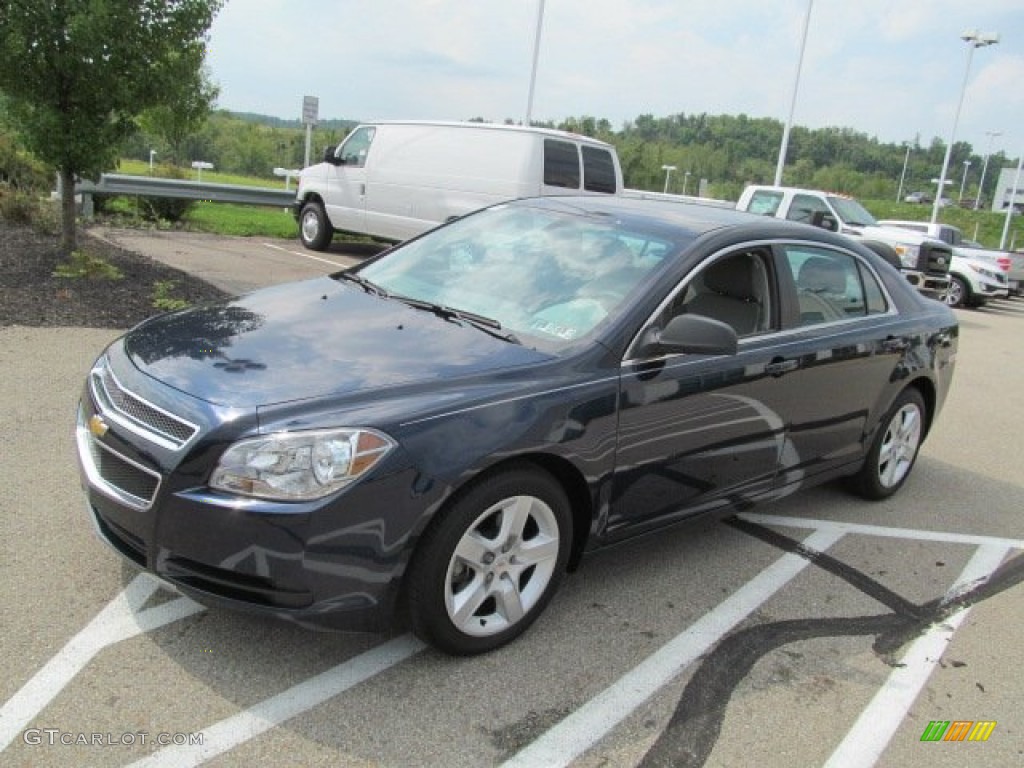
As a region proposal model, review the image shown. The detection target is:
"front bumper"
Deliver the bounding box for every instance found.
[902,270,949,299]
[75,359,420,632]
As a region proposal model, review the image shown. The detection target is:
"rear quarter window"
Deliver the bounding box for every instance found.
[544,140,581,189]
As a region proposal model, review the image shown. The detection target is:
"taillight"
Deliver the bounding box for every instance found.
[998,257,1011,271]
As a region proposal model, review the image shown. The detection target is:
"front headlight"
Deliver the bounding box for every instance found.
[210,428,395,501]
[892,243,920,268]
[969,264,998,280]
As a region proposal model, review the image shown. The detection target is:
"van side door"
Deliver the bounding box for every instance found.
[324,126,375,234]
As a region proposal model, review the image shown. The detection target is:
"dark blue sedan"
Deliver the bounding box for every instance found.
[76,196,958,654]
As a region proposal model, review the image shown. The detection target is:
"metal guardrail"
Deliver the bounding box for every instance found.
[75,174,296,215]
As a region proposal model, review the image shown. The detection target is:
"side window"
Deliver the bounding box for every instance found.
[858,261,888,315]
[784,246,885,325]
[543,140,581,189]
[581,146,617,193]
[657,248,775,339]
[337,126,376,167]
[787,194,832,227]
[747,190,783,216]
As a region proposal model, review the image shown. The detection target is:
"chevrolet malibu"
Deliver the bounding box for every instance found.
[77,196,958,655]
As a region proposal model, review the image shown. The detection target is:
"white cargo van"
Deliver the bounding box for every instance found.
[292,121,623,250]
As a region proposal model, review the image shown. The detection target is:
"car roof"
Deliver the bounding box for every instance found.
[510,194,837,243]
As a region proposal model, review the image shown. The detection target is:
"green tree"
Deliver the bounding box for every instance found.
[138,47,220,167]
[0,0,223,254]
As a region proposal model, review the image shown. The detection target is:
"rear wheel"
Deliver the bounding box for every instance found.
[405,466,571,655]
[849,388,926,500]
[299,200,332,251]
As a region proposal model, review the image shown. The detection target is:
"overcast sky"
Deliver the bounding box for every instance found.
[206,0,1024,157]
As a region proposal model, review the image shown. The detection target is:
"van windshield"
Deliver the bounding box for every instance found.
[354,204,675,349]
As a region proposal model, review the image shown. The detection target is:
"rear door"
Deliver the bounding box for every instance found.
[769,241,904,489]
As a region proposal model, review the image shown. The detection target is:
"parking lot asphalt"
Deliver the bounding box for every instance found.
[1,231,1022,768]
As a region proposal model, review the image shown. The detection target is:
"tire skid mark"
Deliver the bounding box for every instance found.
[636,518,1024,768]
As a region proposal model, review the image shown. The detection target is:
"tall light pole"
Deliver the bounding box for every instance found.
[930,29,999,224]
[774,0,814,186]
[524,0,546,126]
[896,142,911,201]
[1000,155,1022,250]
[661,165,676,193]
[975,130,1002,209]
[959,160,972,202]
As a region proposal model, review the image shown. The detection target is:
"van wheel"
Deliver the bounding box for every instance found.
[299,201,332,251]
[405,466,571,655]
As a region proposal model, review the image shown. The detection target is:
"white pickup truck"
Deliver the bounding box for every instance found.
[877,220,1021,306]
[736,186,952,298]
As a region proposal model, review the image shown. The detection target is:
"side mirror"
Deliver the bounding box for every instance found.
[641,314,738,357]
[810,211,838,232]
[323,145,340,164]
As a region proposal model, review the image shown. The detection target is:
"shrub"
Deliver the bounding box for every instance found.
[53,250,125,281]
[137,164,195,223]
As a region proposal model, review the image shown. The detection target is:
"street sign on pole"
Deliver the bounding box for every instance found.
[302,95,319,126]
[302,95,319,168]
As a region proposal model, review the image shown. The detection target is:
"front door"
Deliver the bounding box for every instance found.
[324,125,375,234]
[608,245,788,536]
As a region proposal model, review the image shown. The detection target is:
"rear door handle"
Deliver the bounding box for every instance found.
[765,358,799,376]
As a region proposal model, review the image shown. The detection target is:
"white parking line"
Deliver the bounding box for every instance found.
[0,574,204,751]
[739,513,1024,550]
[261,242,348,268]
[501,528,845,768]
[823,542,1010,768]
[127,634,426,768]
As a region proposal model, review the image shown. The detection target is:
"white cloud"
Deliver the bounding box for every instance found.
[205,0,1024,153]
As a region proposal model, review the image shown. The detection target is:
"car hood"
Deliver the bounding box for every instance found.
[123,277,551,407]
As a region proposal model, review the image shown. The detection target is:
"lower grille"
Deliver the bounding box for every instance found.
[77,409,162,510]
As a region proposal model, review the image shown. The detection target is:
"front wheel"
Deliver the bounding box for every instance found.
[405,466,572,655]
[298,200,332,251]
[849,388,926,500]
[942,276,968,308]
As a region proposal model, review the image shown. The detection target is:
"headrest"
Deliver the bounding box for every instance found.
[798,257,846,294]
[703,257,754,298]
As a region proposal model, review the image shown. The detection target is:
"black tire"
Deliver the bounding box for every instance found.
[298,200,332,251]
[849,388,926,500]
[943,275,969,308]
[405,465,572,655]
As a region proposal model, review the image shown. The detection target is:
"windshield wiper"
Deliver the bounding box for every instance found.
[336,271,388,296]
[391,295,520,345]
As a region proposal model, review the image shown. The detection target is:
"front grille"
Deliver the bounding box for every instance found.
[920,243,952,276]
[91,359,198,450]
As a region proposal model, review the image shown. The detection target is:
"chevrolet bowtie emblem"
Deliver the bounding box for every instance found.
[89,414,109,438]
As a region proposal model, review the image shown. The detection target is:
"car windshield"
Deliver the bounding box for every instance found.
[354,203,676,348]
[827,196,878,227]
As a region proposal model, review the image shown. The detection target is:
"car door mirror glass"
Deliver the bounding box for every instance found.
[654,314,738,356]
